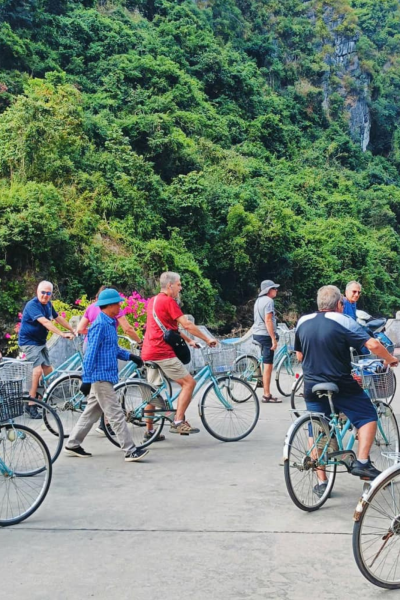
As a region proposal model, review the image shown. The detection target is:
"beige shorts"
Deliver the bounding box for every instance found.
[147,357,189,384]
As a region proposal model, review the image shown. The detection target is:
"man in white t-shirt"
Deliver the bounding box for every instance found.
[253,279,280,403]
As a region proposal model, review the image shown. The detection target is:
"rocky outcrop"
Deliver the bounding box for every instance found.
[321,7,371,151]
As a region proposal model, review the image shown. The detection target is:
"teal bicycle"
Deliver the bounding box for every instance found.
[283,380,399,511]
[100,346,260,449]
[233,328,302,397]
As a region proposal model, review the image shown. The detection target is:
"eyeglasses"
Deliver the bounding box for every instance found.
[351,291,361,295]
[40,291,52,296]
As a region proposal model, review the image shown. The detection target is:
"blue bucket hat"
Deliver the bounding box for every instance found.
[96,288,123,307]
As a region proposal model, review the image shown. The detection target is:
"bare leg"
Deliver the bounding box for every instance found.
[29,366,43,401]
[263,363,273,396]
[357,421,377,460]
[174,375,196,422]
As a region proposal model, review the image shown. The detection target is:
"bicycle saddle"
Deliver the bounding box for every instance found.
[312,382,339,394]
[366,318,386,332]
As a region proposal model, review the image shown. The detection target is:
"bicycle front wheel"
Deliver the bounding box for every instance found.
[276,351,302,397]
[101,380,166,449]
[290,373,306,417]
[43,373,85,437]
[232,354,260,392]
[0,424,52,526]
[13,398,64,464]
[370,401,400,472]
[353,468,400,589]
[199,376,260,442]
[284,414,336,511]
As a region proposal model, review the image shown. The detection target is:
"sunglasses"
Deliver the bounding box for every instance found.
[351,291,361,295]
[40,291,52,296]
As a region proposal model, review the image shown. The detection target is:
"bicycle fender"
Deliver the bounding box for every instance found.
[43,370,82,398]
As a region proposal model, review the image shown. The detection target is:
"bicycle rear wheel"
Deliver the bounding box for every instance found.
[284,414,336,511]
[0,424,52,526]
[13,398,64,464]
[101,380,167,449]
[353,468,400,589]
[199,376,260,442]
[43,373,85,437]
[232,355,260,392]
[276,351,302,397]
[290,373,306,417]
[370,401,400,472]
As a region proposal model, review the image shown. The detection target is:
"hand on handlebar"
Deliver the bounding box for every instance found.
[207,339,217,348]
[385,357,399,368]
[63,332,75,340]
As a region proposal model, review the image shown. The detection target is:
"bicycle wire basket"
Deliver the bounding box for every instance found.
[0,379,24,422]
[352,358,396,401]
[0,360,33,394]
[277,328,296,351]
[201,346,237,374]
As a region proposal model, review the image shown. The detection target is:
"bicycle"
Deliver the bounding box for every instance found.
[353,453,400,589]
[283,380,399,511]
[100,345,260,449]
[0,379,52,527]
[0,359,64,463]
[290,355,397,415]
[233,327,302,397]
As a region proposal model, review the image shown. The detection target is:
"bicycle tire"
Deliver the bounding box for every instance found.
[284,414,336,511]
[276,351,302,397]
[290,373,306,417]
[232,354,259,392]
[101,380,167,449]
[387,371,397,406]
[13,398,64,464]
[199,376,260,442]
[370,401,400,472]
[0,424,52,526]
[43,372,85,437]
[353,468,400,589]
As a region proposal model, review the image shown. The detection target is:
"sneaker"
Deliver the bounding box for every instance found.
[24,404,42,420]
[313,481,328,498]
[170,421,200,435]
[96,422,115,437]
[350,459,381,480]
[144,430,166,442]
[64,445,92,458]
[125,447,150,462]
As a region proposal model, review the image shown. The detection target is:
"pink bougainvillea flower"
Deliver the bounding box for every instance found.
[75,299,82,305]
[134,322,139,327]
[18,312,23,320]
[5,333,11,339]
[61,312,66,318]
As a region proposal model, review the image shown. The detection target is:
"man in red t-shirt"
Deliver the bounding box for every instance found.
[142,271,216,435]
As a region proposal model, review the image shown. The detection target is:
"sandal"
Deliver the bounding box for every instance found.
[262,394,282,403]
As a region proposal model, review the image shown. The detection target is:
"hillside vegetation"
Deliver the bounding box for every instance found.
[2,0,400,326]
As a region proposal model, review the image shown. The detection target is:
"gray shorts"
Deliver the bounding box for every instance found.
[19,345,51,368]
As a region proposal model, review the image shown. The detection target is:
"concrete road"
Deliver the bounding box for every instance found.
[1,378,398,599]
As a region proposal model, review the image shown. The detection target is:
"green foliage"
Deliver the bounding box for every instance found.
[1,0,400,327]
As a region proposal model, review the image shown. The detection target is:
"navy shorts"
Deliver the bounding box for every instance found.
[253,335,276,365]
[305,381,377,429]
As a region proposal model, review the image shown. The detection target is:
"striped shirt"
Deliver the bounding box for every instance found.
[82,311,130,384]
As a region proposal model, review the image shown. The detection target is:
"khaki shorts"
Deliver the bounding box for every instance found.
[147,357,189,385]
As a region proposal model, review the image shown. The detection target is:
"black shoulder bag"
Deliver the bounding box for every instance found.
[153,295,191,365]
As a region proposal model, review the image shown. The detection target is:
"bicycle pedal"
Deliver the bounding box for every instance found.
[327,450,356,469]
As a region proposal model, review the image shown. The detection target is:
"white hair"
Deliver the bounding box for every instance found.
[317,285,341,311]
[160,272,180,289]
[37,280,53,291]
[346,280,362,292]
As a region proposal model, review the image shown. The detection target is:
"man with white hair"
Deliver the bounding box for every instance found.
[142,272,216,436]
[295,285,398,488]
[343,280,362,320]
[18,281,75,418]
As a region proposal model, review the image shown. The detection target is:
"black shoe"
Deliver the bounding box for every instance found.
[313,481,328,498]
[144,430,166,442]
[24,404,42,420]
[350,459,381,480]
[64,446,92,458]
[125,447,150,462]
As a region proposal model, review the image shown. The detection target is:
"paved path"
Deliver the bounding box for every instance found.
[1,379,398,599]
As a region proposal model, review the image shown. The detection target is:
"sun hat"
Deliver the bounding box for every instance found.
[258,280,280,297]
[95,288,123,307]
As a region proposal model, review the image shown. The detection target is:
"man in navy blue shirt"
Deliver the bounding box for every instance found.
[18,280,75,418]
[295,285,398,486]
[65,288,149,462]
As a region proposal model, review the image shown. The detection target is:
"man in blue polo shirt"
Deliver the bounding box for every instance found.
[18,280,75,418]
[295,285,398,488]
[342,280,362,320]
[65,288,149,462]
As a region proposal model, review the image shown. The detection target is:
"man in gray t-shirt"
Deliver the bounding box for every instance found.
[253,279,280,403]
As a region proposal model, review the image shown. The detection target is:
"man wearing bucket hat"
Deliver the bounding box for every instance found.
[253,279,281,403]
[65,288,149,462]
